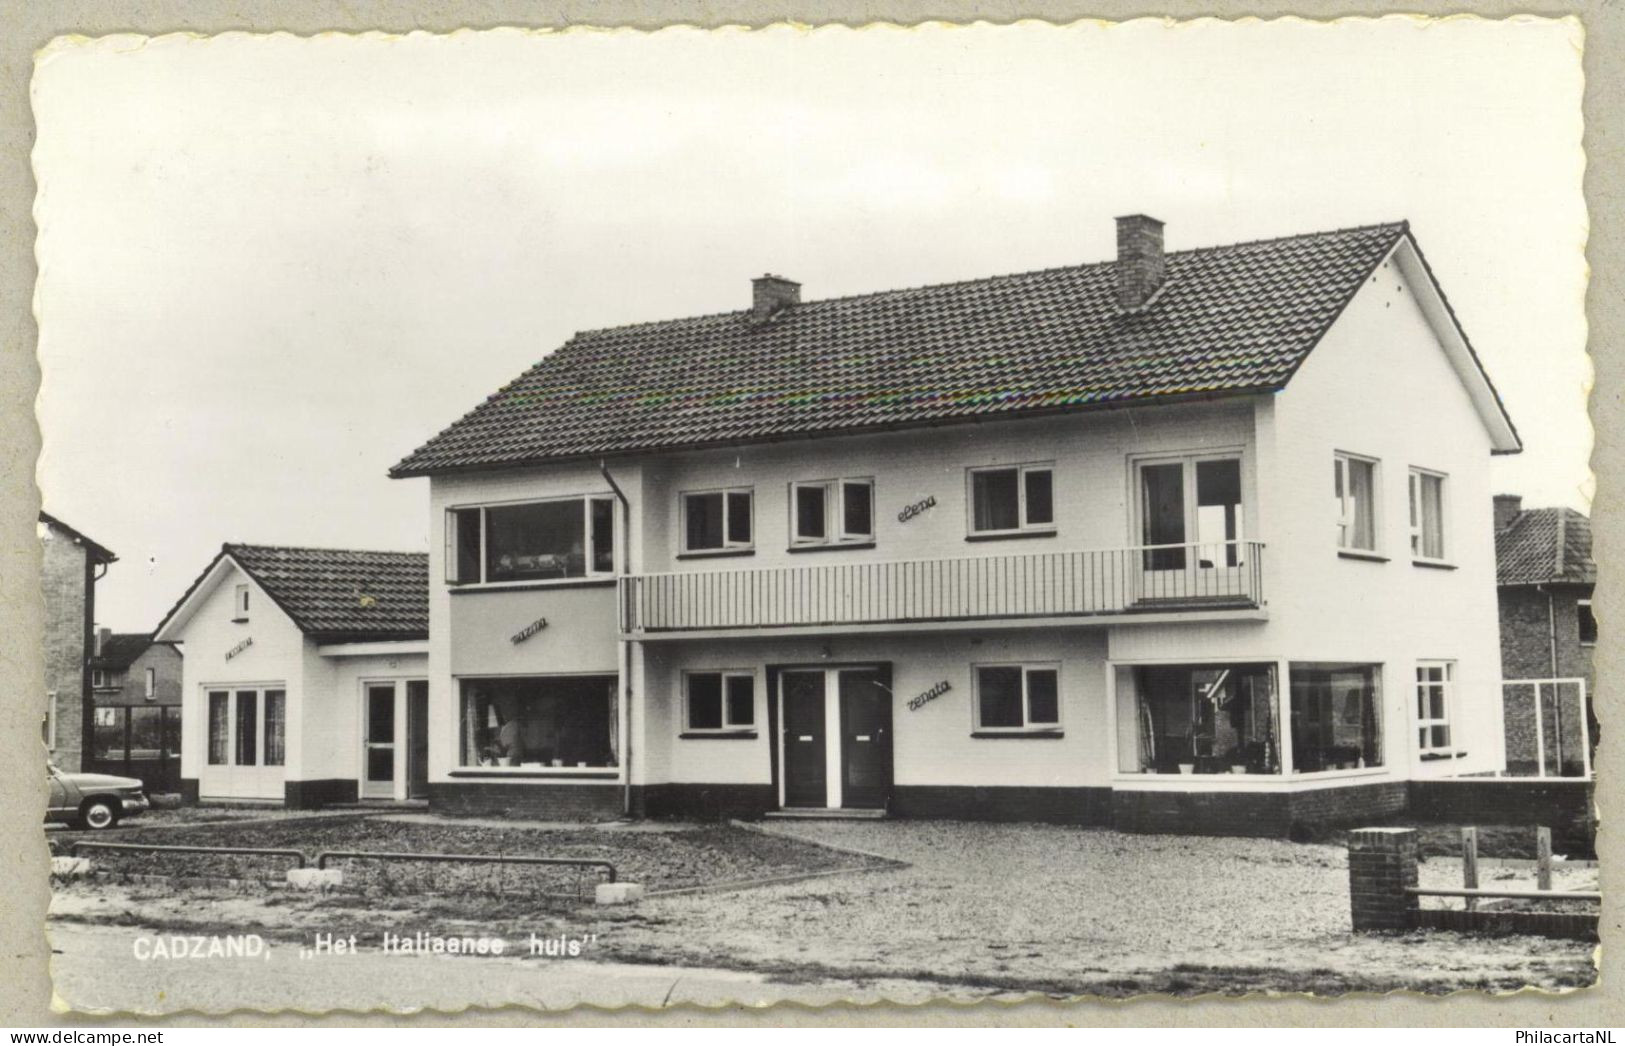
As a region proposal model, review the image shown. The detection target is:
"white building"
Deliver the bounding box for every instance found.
[154,544,429,806]
[387,215,1520,835]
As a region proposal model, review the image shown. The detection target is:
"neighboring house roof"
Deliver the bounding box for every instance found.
[153,544,429,644]
[1497,507,1595,587]
[391,220,1519,477]
[38,511,117,564]
[89,632,174,671]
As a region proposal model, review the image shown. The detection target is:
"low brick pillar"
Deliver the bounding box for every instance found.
[1348,827,1419,932]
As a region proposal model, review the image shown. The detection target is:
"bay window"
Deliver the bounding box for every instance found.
[973,664,1061,733]
[1289,663,1382,772]
[445,495,616,584]
[968,464,1054,536]
[682,488,753,553]
[1116,663,1279,774]
[459,675,618,769]
[791,478,874,546]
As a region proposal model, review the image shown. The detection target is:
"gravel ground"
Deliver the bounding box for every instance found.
[55,816,873,895]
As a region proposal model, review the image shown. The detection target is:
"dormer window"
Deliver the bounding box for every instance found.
[233,584,250,622]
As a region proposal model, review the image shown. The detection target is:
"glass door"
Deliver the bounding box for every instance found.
[363,682,397,799]
[1136,456,1244,603]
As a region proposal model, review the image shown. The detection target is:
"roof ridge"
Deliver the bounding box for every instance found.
[563,220,1412,339]
[224,542,427,559]
[1554,508,1568,578]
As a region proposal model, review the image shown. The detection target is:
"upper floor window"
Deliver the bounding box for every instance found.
[968,464,1054,537]
[682,488,753,554]
[1136,454,1244,569]
[446,495,615,585]
[973,663,1061,734]
[1579,599,1598,647]
[683,670,756,733]
[1415,661,1454,755]
[1334,453,1378,553]
[1408,468,1447,561]
[144,667,156,701]
[791,479,874,547]
[233,583,250,622]
[90,669,107,689]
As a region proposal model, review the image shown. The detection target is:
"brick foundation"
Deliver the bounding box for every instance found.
[631,784,777,820]
[428,781,624,821]
[1111,781,1408,838]
[892,786,1113,825]
[179,777,200,805]
[284,778,359,809]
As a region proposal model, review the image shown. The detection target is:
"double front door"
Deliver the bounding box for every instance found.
[780,667,892,810]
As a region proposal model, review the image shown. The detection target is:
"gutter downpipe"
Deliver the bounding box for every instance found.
[600,462,636,818]
[1538,582,1563,776]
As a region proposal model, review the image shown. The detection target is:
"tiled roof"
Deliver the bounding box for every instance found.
[225,544,428,643]
[90,632,162,670]
[392,222,1416,477]
[39,511,116,563]
[1497,507,1595,587]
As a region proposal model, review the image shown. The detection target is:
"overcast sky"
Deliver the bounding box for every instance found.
[32,18,1587,631]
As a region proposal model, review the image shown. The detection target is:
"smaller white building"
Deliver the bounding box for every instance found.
[154,544,428,806]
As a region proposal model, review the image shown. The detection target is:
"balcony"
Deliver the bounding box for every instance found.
[621,541,1265,637]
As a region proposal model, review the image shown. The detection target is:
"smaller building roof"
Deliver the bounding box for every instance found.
[1496,506,1595,587]
[39,511,117,564]
[155,544,429,644]
[89,632,175,670]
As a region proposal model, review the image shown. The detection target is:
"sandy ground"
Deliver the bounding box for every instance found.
[46,819,1598,1010]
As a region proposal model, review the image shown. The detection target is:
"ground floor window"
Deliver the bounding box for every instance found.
[460,675,618,768]
[1289,663,1382,772]
[684,670,756,733]
[973,664,1061,733]
[1118,663,1278,774]
[205,687,285,768]
[87,704,183,791]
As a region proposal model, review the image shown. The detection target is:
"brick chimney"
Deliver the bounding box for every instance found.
[1115,214,1166,311]
[751,274,800,324]
[1494,493,1524,532]
[94,627,111,656]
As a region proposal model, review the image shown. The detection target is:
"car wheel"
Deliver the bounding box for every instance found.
[79,799,118,830]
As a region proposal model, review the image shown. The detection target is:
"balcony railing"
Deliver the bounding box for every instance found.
[621,540,1265,634]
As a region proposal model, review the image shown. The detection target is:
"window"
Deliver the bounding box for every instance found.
[90,669,106,689]
[1409,469,1446,560]
[1415,662,1454,755]
[444,495,616,584]
[968,464,1054,536]
[207,691,229,765]
[684,671,756,732]
[460,675,619,768]
[234,583,250,621]
[681,489,753,553]
[1289,663,1383,772]
[144,667,156,701]
[263,690,286,766]
[1136,455,1245,570]
[973,664,1061,733]
[791,479,874,546]
[42,691,56,749]
[1116,663,1280,774]
[92,706,125,762]
[235,690,258,766]
[1334,454,1378,552]
[1579,599,1598,647]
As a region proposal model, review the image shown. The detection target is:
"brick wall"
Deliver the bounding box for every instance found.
[1347,827,1420,931]
[1499,585,1594,775]
[429,782,624,821]
[631,783,777,820]
[40,526,90,771]
[1111,781,1408,838]
[95,643,184,708]
[891,786,1113,825]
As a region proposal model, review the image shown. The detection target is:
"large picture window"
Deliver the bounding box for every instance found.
[968,464,1054,536]
[1117,663,1279,774]
[263,689,287,766]
[459,675,619,769]
[973,664,1061,733]
[206,686,283,768]
[1334,454,1378,553]
[682,489,753,553]
[445,495,615,585]
[1289,663,1383,772]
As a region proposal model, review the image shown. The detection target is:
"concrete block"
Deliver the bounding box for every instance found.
[595,882,645,905]
[286,868,343,890]
[51,856,90,878]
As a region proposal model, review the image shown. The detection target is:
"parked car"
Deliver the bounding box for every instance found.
[46,760,149,829]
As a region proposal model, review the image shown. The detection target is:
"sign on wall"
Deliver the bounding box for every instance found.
[225,637,253,661]
[510,617,549,645]
[897,495,937,524]
[907,679,952,712]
